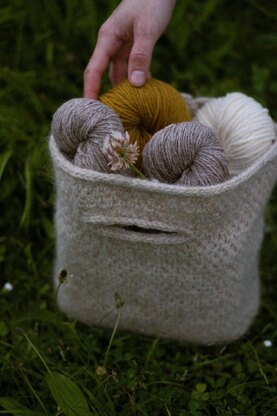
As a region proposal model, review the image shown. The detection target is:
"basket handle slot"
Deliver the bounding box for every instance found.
[114,224,177,235]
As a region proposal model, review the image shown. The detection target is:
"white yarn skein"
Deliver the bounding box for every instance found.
[195,92,276,175]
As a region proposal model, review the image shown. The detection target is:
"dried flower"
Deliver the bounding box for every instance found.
[103,131,139,170]
[55,269,68,309]
[58,269,68,284]
[16,327,27,337]
[95,365,107,376]
[111,370,118,382]
[114,292,124,309]
[102,131,145,178]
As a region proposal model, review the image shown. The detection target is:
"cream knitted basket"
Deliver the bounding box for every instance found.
[49,95,277,345]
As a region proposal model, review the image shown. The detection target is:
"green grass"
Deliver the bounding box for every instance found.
[0,0,276,414]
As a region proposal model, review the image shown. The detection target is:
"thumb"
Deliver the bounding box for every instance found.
[128,35,155,86]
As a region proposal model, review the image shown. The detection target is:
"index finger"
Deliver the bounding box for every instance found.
[84,44,110,99]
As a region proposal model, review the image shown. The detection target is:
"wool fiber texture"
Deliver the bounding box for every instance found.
[195,92,276,175]
[51,98,131,174]
[49,94,277,345]
[143,122,229,185]
[100,78,191,168]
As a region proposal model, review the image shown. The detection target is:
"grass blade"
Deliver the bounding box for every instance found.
[45,372,93,416]
[0,148,12,180]
[0,397,40,415]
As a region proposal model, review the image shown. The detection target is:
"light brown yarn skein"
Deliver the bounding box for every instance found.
[51,98,125,173]
[143,122,229,186]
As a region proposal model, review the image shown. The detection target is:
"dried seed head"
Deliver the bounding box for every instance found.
[114,292,124,309]
[16,327,27,337]
[58,269,68,284]
[95,365,107,376]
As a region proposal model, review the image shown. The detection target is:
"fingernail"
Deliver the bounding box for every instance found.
[130,71,145,86]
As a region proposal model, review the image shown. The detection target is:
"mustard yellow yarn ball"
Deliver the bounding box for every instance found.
[100,78,191,168]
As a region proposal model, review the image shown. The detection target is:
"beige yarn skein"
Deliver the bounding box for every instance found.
[143,122,229,186]
[51,98,126,173]
[195,92,276,175]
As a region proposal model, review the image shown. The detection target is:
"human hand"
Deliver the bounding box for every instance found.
[84,0,176,98]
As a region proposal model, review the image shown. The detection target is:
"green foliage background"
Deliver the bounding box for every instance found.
[0,0,276,415]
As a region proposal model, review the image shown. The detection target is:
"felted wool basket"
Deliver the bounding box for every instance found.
[49,94,277,345]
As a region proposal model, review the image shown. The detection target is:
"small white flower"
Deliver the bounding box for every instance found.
[102,131,139,171]
[263,340,272,347]
[3,282,13,291]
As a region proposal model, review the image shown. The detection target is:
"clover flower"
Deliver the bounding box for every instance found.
[102,131,145,178]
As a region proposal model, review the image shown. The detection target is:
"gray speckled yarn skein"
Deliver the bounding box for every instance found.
[143,122,229,186]
[51,98,124,173]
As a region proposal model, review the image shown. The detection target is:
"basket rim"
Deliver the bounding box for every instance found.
[49,130,277,197]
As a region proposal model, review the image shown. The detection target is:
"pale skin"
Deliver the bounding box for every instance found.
[84,0,176,99]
